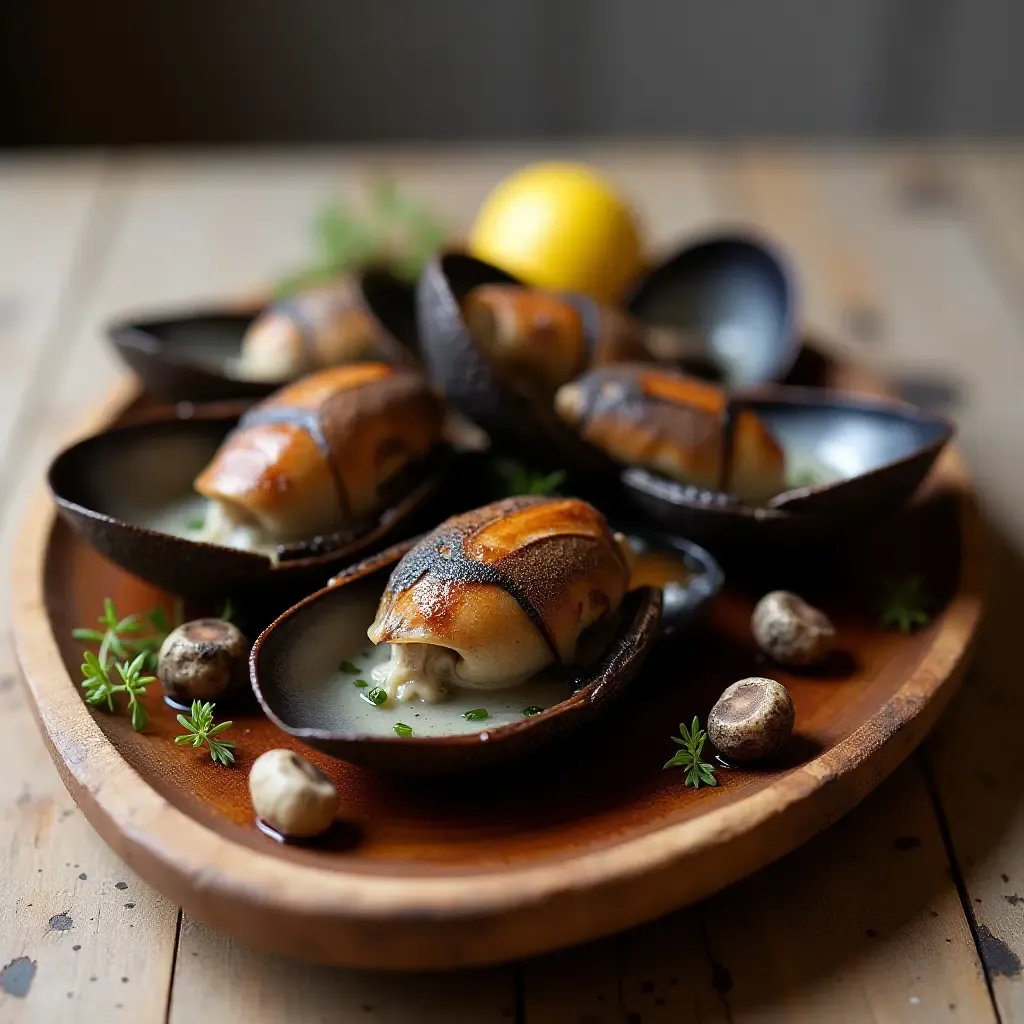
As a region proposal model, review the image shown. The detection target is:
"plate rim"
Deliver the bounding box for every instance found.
[11,376,986,969]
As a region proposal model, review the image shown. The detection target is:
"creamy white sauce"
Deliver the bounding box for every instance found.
[135,494,280,558]
[328,642,571,738]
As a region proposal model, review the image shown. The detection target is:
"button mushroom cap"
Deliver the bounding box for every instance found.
[248,749,339,838]
[751,590,836,667]
[157,618,249,704]
[707,677,795,764]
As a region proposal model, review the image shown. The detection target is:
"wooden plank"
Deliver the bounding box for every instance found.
[521,148,994,1024]
[846,151,1024,1020]
[953,149,1024,321]
[700,759,991,1022]
[0,157,182,1023]
[168,917,515,1023]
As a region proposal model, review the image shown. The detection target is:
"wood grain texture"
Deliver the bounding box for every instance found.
[169,917,516,1023]
[4,147,1022,1020]
[0,157,180,1024]
[881,151,1024,1022]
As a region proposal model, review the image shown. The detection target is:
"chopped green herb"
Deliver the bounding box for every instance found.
[394,723,413,738]
[79,651,155,732]
[338,660,361,674]
[352,679,369,689]
[463,708,489,722]
[363,687,388,707]
[277,179,447,296]
[498,462,567,498]
[521,706,544,716]
[187,518,205,531]
[878,576,932,634]
[664,716,718,788]
[174,700,235,766]
[217,598,235,623]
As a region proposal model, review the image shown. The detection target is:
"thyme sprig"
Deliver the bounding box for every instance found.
[664,717,718,788]
[175,701,236,766]
[878,576,932,634]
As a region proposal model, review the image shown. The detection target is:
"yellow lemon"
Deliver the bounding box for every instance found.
[468,162,644,302]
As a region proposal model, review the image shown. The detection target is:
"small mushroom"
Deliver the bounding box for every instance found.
[248,749,339,838]
[708,677,794,764]
[751,590,836,666]
[157,618,249,704]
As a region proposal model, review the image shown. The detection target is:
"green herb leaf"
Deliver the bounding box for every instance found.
[878,576,933,634]
[498,462,567,498]
[217,598,235,624]
[353,679,369,689]
[277,180,447,296]
[521,706,544,716]
[394,723,413,738]
[187,518,205,531]
[663,716,717,788]
[363,687,388,707]
[338,660,361,674]
[176,700,235,765]
[463,708,489,722]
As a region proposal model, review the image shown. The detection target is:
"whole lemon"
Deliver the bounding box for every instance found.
[468,162,644,303]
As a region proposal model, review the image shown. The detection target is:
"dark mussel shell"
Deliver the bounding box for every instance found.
[416,252,620,480]
[250,543,663,774]
[628,232,799,386]
[108,269,418,403]
[47,403,447,600]
[625,532,724,640]
[620,388,953,558]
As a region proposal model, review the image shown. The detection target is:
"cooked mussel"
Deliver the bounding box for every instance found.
[628,232,799,385]
[556,365,954,556]
[555,364,786,505]
[108,269,418,402]
[250,497,665,773]
[47,365,448,598]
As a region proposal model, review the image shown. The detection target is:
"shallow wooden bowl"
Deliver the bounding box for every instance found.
[12,368,983,970]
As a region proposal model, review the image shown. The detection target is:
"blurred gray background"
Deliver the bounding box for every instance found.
[2,0,1022,144]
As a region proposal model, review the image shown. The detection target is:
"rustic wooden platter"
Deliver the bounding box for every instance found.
[11,358,984,971]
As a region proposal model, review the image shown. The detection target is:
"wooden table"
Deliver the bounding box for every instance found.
[2,146,1023,1022]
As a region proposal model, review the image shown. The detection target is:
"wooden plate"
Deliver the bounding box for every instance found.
[12,359,984,970]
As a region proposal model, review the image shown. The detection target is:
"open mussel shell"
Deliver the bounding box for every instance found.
[628,232,799,386]
[108,268,418,403]
[250,543,663,774]
[621,388,953,558]
[625,532,724,640]
[46,403,447,600]
[416,252,619,479]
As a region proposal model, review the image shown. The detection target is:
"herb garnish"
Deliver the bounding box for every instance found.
[879,576,932,634]
[175,701,235,766]
[394,723,413,738]
[352,679,369,689]
[338,660,361,674]
[277,179,447,296]
[73,597,180,674]
[363,687,388,707]
[80,651,155,732]
[521,706,544,716]
[463,708,489,722]
[187,518,205,531]
[499,463,567,498]
[664,717,718,788]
